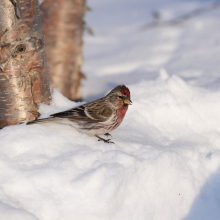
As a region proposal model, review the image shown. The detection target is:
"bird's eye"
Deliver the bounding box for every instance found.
[118,96,123,99]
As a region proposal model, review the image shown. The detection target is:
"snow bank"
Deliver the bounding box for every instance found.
[1,73,220,220]
[83,0,220,99]
[1,0,220,219]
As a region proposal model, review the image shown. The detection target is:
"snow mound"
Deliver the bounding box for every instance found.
[1,73,220,220]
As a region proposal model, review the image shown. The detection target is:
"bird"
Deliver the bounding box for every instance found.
[27,85,132,143]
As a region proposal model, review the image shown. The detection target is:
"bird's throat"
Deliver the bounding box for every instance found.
[117,106,128,121]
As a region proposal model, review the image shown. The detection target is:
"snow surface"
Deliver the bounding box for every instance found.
[1,0,220,219]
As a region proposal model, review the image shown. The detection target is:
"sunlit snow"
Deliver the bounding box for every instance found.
[1,0,220,219]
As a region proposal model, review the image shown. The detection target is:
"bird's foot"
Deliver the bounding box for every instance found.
[104,133,112,138]
[95,135,114,144]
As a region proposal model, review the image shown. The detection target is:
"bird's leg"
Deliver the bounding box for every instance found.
[104,133,112,138]
[95,135,114,144]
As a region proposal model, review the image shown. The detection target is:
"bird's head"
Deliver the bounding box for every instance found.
[107,85,132,109]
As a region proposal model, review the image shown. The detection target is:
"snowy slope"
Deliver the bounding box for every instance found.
[82,0,220,100]
[1,0,220,220]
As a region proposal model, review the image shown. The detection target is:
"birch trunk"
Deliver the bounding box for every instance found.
[0,0,50,129]
[40,0,86,100]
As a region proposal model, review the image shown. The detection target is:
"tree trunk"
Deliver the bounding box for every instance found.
[40,0,86,101]
[0,0,51,129]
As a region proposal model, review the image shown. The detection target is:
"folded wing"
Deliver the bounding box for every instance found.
[51,101,113,123]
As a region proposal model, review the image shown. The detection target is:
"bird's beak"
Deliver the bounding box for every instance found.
[123,99,132,105]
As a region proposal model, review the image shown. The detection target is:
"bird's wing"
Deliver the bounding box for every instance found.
[50,102,113,123]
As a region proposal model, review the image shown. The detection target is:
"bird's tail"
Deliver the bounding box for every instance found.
[27,117,58,125]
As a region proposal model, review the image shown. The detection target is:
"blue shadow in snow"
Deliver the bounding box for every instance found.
[183,166,220,220]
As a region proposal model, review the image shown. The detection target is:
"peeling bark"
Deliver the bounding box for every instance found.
[0,0,50,129]
[40,0,86,100]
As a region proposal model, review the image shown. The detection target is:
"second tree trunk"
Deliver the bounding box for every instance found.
[41,0,86,100]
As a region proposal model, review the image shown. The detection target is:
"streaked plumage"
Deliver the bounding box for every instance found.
[27,85,132,143]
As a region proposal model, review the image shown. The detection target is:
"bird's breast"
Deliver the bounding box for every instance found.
[116,106,128,121]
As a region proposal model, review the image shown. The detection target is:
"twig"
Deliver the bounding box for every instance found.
[140,2,220,31]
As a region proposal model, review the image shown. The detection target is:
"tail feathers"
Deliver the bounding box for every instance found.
[27,117,57,125]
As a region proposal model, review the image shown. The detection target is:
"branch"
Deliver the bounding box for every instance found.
[140,2,220,31]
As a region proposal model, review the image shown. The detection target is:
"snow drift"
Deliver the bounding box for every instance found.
[1,73,220,220]
[1,0,220,219]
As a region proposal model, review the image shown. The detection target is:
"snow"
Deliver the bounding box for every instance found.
[1,0,220,219]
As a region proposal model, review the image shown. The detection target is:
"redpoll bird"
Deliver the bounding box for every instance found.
[27,85,132,143]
